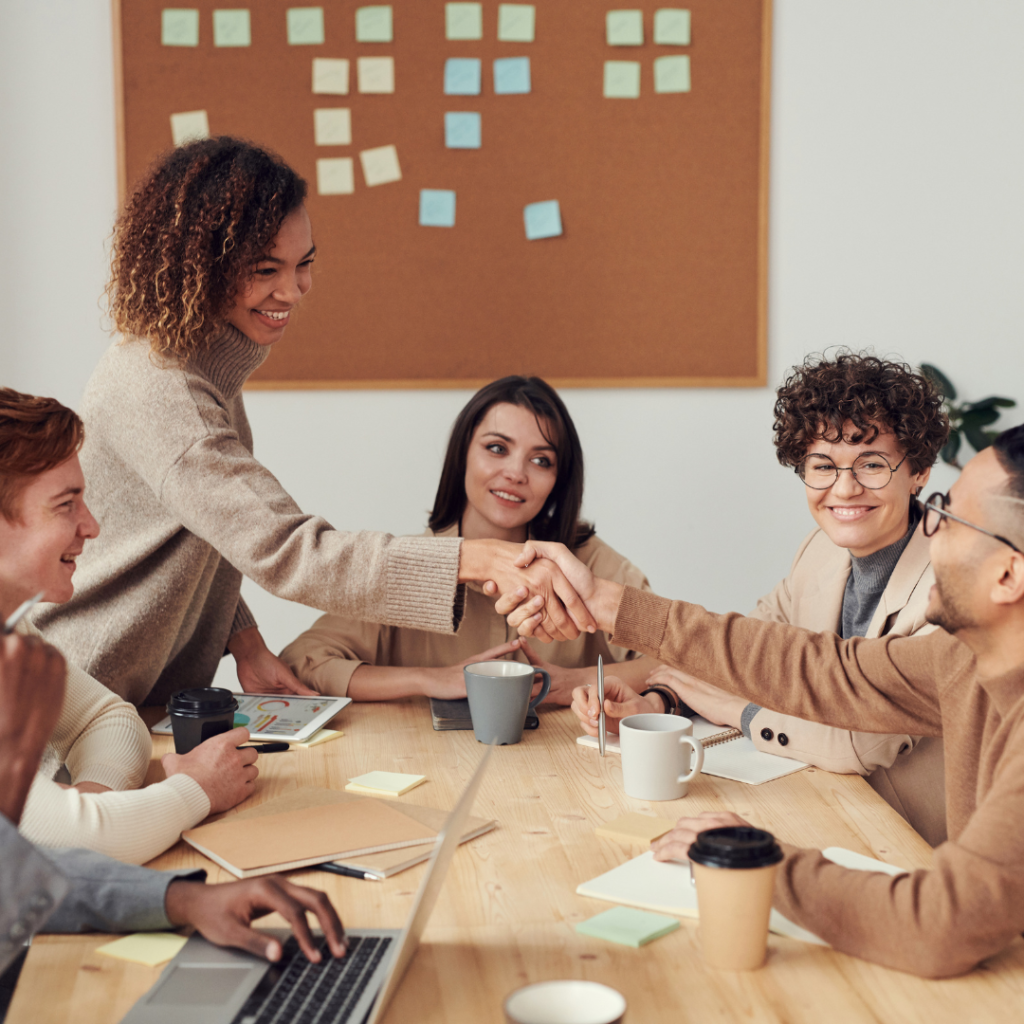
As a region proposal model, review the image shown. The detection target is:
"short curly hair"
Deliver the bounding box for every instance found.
[107,137,307,361]
[773,352,949,474]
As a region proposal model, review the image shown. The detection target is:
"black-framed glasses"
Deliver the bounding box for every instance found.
[797,452,907,491]
[922,492,1022,554]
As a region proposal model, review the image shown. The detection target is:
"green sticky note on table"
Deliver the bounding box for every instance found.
[213,9,251,47]
[288,7,325,45]
[654,55,690,93]
[162,8,199,46]
[575,907,680,948]
[654,8,690,45]
[603,60,640,99]
[356,6,392,42]
[96,933,188,967]
[606,9,643,46]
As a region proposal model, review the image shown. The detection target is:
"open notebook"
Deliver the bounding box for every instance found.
[577,715,808,785]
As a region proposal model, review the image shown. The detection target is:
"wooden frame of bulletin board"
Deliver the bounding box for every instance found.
[113,0,771,389]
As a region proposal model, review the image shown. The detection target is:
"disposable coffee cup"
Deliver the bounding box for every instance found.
[464,660,550,745]
[618,714,704,801]
[504,981,626,1024]
[688,826,784,970]
[167,687,239,754]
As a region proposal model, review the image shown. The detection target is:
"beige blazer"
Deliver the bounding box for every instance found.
[280,525,651,696]
[748,524,947,845]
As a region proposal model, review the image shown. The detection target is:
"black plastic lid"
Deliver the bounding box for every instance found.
[688,827,783,870]
[167,687,239,715]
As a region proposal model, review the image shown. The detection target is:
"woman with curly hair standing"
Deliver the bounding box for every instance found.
[575,352,951,846]
[33,137,590,709]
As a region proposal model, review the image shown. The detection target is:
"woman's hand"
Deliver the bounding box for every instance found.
[520,644,586,706]
[645,666,747,729]
[228,627,317,696]
[571,675,662,736]
[420,640,527,700]
[651,811,753,862]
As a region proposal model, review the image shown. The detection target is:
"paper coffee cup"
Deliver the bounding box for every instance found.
[688,826,784,970]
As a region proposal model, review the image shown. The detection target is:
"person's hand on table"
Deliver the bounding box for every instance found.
[651,811,753,862]
[0,631,67,824]
[162,726,259,813]
[420,640,528,699]
[645,665,747,730]
[165,875,347,963]
[228,626,317,696]
[571,675,661,735]
[520,644,586,705]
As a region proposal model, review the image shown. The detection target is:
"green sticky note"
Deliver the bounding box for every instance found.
[356,6,392,42]
[288,7,325,45]
[446,2,482,40]
[213,9,250,47]
[606,9,643,46]
[498,3,534,42]
[654,8,690,45]
[162,8,199,46]
[654,55,690,93]
[575,907,680,948]
[603,60,640,98]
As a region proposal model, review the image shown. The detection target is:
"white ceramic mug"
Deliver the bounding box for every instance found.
[504,981,626,1024]
[618,714,704,801]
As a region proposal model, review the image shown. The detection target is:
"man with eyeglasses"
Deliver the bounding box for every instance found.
[502,423,1024,977]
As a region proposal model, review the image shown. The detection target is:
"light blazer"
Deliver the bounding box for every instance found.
[747,524,947,846]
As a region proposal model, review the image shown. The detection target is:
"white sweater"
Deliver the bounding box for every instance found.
[17,620,210,864]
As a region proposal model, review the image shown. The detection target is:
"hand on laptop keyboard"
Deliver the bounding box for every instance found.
[165,875,348,963]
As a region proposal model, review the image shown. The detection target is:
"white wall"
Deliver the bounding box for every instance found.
[3,1,1022,684]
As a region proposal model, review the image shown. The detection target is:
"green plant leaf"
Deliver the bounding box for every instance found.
[940,431,962,465]
[965,396,1016,412]
[964,424,993,452]
[960,408,1002,429]
[921,363,956,400]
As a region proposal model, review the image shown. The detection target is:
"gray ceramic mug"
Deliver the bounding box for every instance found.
[464,660,551,745]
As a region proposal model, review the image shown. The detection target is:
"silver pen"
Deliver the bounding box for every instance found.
[598,655,606,757]
[3,592,44,635]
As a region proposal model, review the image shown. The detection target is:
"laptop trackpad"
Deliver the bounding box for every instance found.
[149,965,256,1006]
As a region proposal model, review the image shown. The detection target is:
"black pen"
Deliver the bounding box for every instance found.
[319,863,382,882]
[237,742,292,753]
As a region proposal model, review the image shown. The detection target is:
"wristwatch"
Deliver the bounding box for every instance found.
[640,684,681,715]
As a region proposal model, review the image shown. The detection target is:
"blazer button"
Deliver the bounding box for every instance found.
[760,728,773,741]
[778,733,789,747]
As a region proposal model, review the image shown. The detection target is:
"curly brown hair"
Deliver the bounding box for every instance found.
[107,137,307,360]
[773,352,949,474]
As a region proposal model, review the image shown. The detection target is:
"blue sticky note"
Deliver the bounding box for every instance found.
[444,57,482,95]
[523,200,562,240]
[575,906,680,948]
[445,112,481,149]
[493,57,530,95]
[420,190,456,227]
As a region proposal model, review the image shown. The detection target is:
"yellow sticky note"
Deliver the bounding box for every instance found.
[316,158,355,195]
[446,2,482,40]
[312,58,350,94]
[170,110,210,146]
[357,56,395,93]
[595,813,675,844]
[346,771,425,796]
[96,933,188,967]
[314,108,352,145]
[358,144,401,186]
[293,728,344,748]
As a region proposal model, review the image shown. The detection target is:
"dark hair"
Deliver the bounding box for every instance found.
[429,377,595,549]
[773,352,949,473]
[107,136,307,361]
[0,388,85,522]
[993,423,1024,501]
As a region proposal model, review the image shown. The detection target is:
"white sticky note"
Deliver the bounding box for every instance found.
[355,5,393,42]
[162,9,199,46]
[654,8,690,45]
[497,3,534,42]
[606,9,643,46]
[359,144,401,186]
[97,933,188,967]
[653,54,690,92]
[312,57,349,94]
[314,108,352,145]
[317,157,355,195]
[446,2,482,40]
[357,56,395,93]
[287,7,325,45]
[213,9,250,46]
[170,109,210,146]
[603,60,640,98]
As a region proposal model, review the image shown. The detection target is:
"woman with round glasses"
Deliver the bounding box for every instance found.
[576,352,951,845]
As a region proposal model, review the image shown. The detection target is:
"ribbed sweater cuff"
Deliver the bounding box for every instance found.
[384,535,464,634]
[230,597,258,637]
[164,773,214,826]
[611,587,672,658]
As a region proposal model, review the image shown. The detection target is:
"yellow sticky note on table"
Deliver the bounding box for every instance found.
[96,933,188,967]
[293,728,345,748]
[346,771,426,796]
[288,7,325,45]
[595,813,675,844]
[603,60,640,99]
[356,5,393,42]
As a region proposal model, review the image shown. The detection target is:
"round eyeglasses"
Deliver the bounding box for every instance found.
[922,492,1022,553]
[797,453,907,491]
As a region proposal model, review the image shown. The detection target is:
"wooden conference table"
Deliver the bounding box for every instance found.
[10,700,1024,1024]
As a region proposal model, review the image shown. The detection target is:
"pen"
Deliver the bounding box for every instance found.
[598,655,606,757]
[319,863,382,882]
[237,743,292,754]
[3,592,44,635]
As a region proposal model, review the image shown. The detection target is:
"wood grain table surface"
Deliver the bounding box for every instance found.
[9,699,1024,1023]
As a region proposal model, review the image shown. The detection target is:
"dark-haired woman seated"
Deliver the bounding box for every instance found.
[280,377,656,705]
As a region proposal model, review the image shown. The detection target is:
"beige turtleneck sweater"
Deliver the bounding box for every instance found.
[33,328,464,707]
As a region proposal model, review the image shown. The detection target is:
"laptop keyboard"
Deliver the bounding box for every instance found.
[233,934,392,1024]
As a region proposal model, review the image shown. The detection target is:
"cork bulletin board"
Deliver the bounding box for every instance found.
[113,0,771,388]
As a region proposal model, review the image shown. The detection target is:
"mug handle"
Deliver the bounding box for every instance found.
[527,669,551,711]
[677,735,704,783]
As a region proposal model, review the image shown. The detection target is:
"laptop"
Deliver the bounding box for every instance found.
[120,745,494,1024]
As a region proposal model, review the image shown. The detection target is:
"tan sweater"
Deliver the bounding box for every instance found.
[33,329,463,706]
[17,621,210,864]
[281,526,651,695]
[612,587,1024,978]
